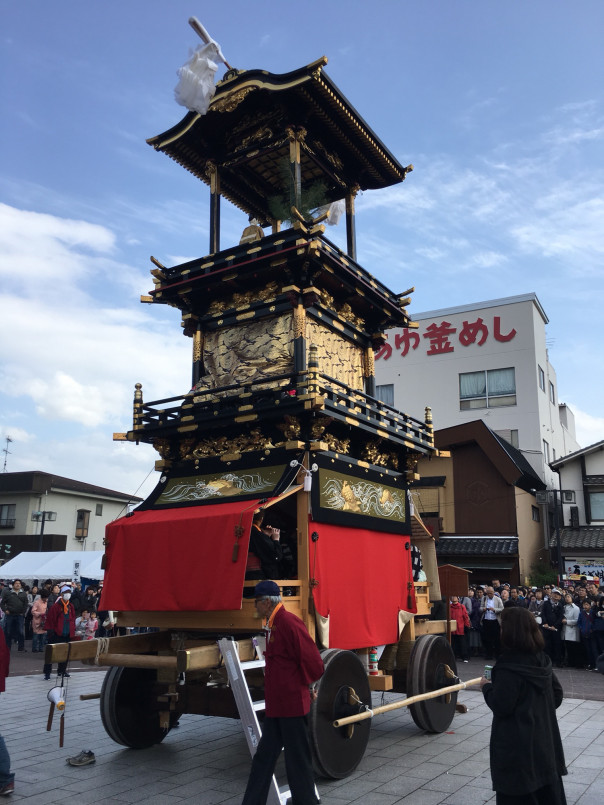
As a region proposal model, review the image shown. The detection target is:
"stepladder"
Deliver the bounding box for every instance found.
[218,636,291,805]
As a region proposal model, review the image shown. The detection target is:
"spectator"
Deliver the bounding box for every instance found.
[31,590,50,653]
[500,589,510,605]
[573,586,588,607]
[460,590,473,618]
[561,592,582,668]
[586,582,599,603]
[480,587,504,660]
[43,585,76,680]
[528,589,545,623]
[450,596,470,662]
[542,589,565,667]
[47,584,60,608]
[70,582,84,616]
[542,584,552,601]
[577,600,597,670]
[469,589,483,656]
[0,629,15,796]
[75,609,98,641]
[504,587,526,608]
[1,580,28,652]
[480,607,567,804]
[592,597,604,659]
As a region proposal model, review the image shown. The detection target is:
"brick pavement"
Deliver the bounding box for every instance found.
[1,649,603,804]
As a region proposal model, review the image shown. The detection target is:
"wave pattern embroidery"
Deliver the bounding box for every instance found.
[161,472,274,502]
[322,478,405,520]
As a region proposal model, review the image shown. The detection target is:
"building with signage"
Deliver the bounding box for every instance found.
[375,293,582,583]
[374,293,581,488]
[0,471,141,565]
[412,420,547,585]
[550,440,604,582]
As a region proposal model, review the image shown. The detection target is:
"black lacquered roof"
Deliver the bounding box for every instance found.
[147,58,410,223]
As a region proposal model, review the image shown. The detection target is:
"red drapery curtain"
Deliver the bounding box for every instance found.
[310,519,416,649]
[102,500,262,612]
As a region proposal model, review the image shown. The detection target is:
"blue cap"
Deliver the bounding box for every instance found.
[254,580,280,598]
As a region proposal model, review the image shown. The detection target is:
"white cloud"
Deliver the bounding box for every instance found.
[0,205,190,432]
[569,405,604,449]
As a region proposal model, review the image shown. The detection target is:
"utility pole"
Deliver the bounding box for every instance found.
[552,489,564,586]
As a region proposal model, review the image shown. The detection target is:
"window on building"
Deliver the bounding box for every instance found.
[75,509,91,539]
[543,439,550,463]
[589,491,604,521]
[538,365,545,391]
[0,504,16,529]
[552,448,556,461]
[375,383,394,407]
[531,506,540,522]
[95,503,103,516]
[549,381,555,404]
[459,367,516,410]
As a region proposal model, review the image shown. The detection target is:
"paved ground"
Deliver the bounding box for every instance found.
[2,647,603,804]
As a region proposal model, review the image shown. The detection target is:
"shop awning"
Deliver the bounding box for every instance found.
[102,499,264,612]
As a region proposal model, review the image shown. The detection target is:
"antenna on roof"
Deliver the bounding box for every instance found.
[2,436,12,473]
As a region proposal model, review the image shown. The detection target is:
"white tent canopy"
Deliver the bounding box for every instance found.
[0,551,104,581]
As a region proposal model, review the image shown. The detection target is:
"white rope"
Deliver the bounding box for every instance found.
[94,637,110,665]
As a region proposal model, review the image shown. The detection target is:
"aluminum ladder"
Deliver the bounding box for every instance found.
[218,636,291,805]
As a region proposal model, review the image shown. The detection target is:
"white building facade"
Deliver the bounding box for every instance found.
[374,293,580,489]
[550,440,604,579]
[0,472,141,563]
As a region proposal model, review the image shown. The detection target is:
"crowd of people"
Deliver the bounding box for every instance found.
[0,578,113,680]
[450,577,604,671]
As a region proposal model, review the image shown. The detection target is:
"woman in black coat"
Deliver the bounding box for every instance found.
[480,606,567,805]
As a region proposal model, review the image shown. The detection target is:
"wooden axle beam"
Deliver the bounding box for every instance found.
[333,677,482,727]
[45,632,259,673]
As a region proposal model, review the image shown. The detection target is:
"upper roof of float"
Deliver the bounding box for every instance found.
[147,57,411,224]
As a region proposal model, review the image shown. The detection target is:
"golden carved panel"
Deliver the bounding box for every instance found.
[194,312,294,394]
[306,319,364,391]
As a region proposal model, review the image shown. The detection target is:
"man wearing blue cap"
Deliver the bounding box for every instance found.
[242,580,324,805]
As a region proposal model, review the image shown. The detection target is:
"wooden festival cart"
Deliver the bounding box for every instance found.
[47,53,470,780]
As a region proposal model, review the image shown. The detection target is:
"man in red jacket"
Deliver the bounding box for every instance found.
[242,580,324,805]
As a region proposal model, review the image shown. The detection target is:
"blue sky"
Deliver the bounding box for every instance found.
[1,1,603,500]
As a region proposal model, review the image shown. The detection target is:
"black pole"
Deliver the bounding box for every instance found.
[38,512,46,552]
[553,490,564,586]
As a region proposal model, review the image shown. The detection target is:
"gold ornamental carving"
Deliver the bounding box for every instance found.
[293,305,306,339]
[187,428,276,460]
[323,433,350,454]
[193,330,203,362]
[151,438,171,459]
[313,140,344,172]
[310,416,333,440]
[362,440,400,470]
[207,281,280,316]
[241,125,274,150]
[363,347,375,378]
[276,415,301,442]
[317,289,365,330]
[212,86,257,114]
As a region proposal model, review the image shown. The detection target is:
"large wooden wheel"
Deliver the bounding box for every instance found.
[407,634,457,733]
[100,666,174,749]
[309,649,372,779]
